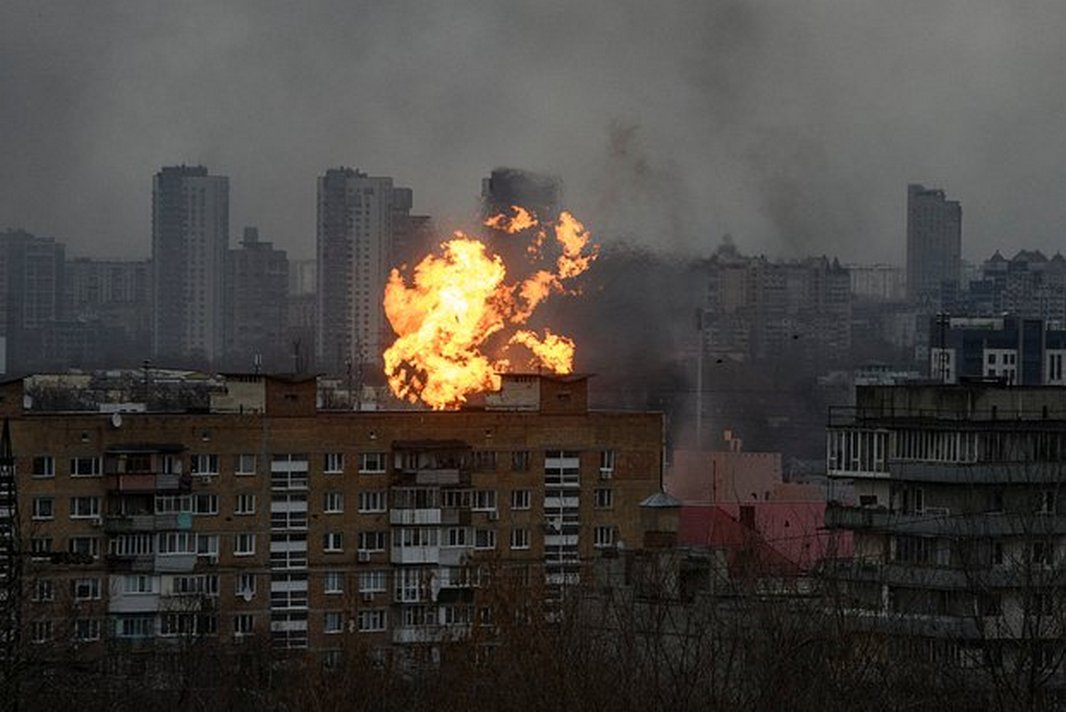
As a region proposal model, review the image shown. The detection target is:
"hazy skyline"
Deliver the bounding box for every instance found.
[3,1,1066,263]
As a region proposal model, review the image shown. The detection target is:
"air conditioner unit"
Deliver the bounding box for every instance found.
[90,518,103,528]
[487,510,499,522]
[362,592,374,603]
[599,469,613,480]
[357,550,371,563]
[198,475,212,485]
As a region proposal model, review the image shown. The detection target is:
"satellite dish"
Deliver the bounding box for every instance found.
[110,412,123,428]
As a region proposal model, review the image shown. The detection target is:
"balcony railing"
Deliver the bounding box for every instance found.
[826,503,1066,536]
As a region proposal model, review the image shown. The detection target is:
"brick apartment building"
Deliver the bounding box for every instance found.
[1,372,662,669]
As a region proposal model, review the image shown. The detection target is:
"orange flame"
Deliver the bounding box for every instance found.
[383,208,597,409]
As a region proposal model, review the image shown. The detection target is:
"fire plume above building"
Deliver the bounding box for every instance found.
[383,206,598,409]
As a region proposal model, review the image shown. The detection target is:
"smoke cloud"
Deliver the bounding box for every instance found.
[2,1,1066,263]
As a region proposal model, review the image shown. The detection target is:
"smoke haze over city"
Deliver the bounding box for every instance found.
[4,1,1066,261]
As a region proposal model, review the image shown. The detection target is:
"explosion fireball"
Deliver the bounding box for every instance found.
[383,206,597,410]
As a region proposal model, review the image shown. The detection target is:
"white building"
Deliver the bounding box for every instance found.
[316,168,413,372]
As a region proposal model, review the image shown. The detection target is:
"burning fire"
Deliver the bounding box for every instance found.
[383,206,597,409]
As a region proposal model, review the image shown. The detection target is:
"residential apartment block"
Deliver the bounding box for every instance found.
[825,383,1066,683]
[5,372,661,668]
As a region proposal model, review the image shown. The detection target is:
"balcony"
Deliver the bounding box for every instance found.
[826,503,1066,536]
[108,592,160,614]
[392,624,469,644]
[106,472,189,493]
[390,546,440,565]
[104,513,193,534]
[411,469,469,487]
[390,508,442,526]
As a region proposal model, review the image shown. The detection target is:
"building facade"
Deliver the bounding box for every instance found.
[927,315,1066,386]
[151,165,229,365]
[906,183,962,306]
[826,384,1066,687]
[224,227,289,371]
[7,373,661,669]
[315,168,416,374]
[701,243,852,364]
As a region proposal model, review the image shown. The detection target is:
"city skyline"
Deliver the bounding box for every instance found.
[5,3,1066,265]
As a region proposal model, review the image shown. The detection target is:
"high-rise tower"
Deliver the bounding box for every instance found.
[906,183,962,306]
[315,168,414,373]
[151,165,229,364]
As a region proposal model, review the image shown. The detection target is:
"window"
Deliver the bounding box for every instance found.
[117,616,155,639]
[1040,490,1057,515]
[235,454,257,476]
[324,453,344,474]
[323,532,343,553]
[473,450,497,471]
[324,491,344,513]
[196,534,220,558]
[32,580,54,602]
[511,489,531,510]
[155,495,192,514]
[594,488,614,509]
[31,621,52,644]
[324,571,344,594]
[323,649,342,670]
[193,494,219,515]
[69,457,102,477]
[445,527,470,547]
[191,454,219,475]
[73,618,101,642]
[359,452,387,474]
[234,614,255,637]
[324,611,343,634]
[31,456,54,478]
[359,570,387,593]
[158,531,194,555]
[122,575,156,594]
[510,528,530,550]
[511,450,531,472]
[68,536,99,560]
[358,491,386,513]
[235,494,256,515]
[73,578,101,601]
[237,573,256,599]
[1031,541,1054,567]
[32,497,54,520]
[594,526,616,548]
[474,529,496,550]
[472,490,497,512]
[358,531,387,552]
[172,574,219,596]
[234,533,256,556]
[599,450,615,477]
[30,537,52,560]
[357,609,387,632]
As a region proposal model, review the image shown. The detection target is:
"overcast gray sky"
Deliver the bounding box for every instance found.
[2,0,1065,263]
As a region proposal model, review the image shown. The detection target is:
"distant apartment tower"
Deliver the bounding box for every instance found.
[906,183,962,306]
[701,243,852,363]
[315,168,414,373]
[0,229,66,373]
[224,227,288,370]
[151,165,229,364]
[65,258,151,360]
